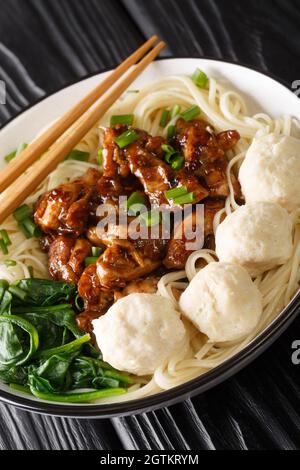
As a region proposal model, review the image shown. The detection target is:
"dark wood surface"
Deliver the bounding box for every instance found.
[0,0,300,450]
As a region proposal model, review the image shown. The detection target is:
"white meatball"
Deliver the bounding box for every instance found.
[179,263,262,342]
[215,202,293,277]
[239,133,300,211]
[93,293,186,376]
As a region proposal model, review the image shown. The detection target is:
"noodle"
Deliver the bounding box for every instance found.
[1,74,299,404]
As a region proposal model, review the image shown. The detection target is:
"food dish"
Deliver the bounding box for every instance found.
[0,58,300,417]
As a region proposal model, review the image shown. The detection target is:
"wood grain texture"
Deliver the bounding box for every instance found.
[0,0,300,451]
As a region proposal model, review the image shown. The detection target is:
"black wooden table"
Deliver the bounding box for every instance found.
[1,0,300,451]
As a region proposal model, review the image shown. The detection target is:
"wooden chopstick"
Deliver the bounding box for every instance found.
[0,40,166,224]
[0,35,158,194]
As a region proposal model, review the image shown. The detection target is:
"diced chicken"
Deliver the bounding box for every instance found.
[174,118,240,197]
[34,169,101,235]
[48,236,91,283]
[164,199,224,269]
[96,238,166,289]
[114,276,159,301]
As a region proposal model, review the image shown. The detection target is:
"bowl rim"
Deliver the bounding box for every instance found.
[0,56,298,418]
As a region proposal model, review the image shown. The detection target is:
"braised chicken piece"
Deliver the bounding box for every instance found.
[76,264,114,334]
[101,125,166,179]
[48,236,91,283]
[114,276,159,301]
[96,237,167,289]
[34,169,101,235]
[164,199,225,269]
[126,143,208,207]
[173,118,240,197]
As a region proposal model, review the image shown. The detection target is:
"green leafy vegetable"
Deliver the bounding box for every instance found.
[66,150,90,162]
[0,278,133,403]
[0,315,39,366]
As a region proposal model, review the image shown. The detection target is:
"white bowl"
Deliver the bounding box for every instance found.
[0,58,300,417]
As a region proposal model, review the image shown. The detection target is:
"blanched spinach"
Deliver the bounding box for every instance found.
[0,278,133,403]
[12,279,76,306]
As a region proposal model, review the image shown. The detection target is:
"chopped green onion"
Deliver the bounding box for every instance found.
[16,142,28,155]
[115,130,140,149]
[21,218,42,238]
[126,192,147,216]
[162,144,184,170]
[192,68,209,88]
[4,143,28,164]
[170,154,185,170]
[165,186,188,200]
[139,210,161,227]
[28,266,34,278]
[0,240,8,255]
[127,89,139,94]
[126,192,146,209]
[159,110,170,127]
[110,114,134,126]
[4,260,17,267]
[4,150,17,164]
[0,230,11,246]
[66,149,90,161]
[91,247,103,257]
[173,192,195,205]
[18,222,32,239]
[8,285,28,302]
[162,144,175,155]
[97,148,103,166]
[171,104,181,119]
[181,105,201,122]
[167,125,176,139]
[13,204,32,222]
[85,257,98,267]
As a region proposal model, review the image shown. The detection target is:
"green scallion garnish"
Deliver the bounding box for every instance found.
[85,257,98,267]
[173,192,195,205]
[13,204,32,222]
[159,110,170,127]
[171,104,181,119]
[167,125,176,139]
[4,143,28,164]
[4,151,17,164]
[0,230,11,246]
[181,105,201,122]
[126,192,147,215]
[170,154,184,170]
[0,240,8,255]
[4,260,17,267]
[162,145,184,171]
[21,218,42,238]
[192,68,209,89]
[139,210,161,227]
[115,130,140,149]
[110,114,134,126]
[165,186,188,200]
[66,150,90,162]
[91,247,103,257]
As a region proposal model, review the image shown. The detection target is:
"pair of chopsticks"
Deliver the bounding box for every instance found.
[0,36,166,224]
